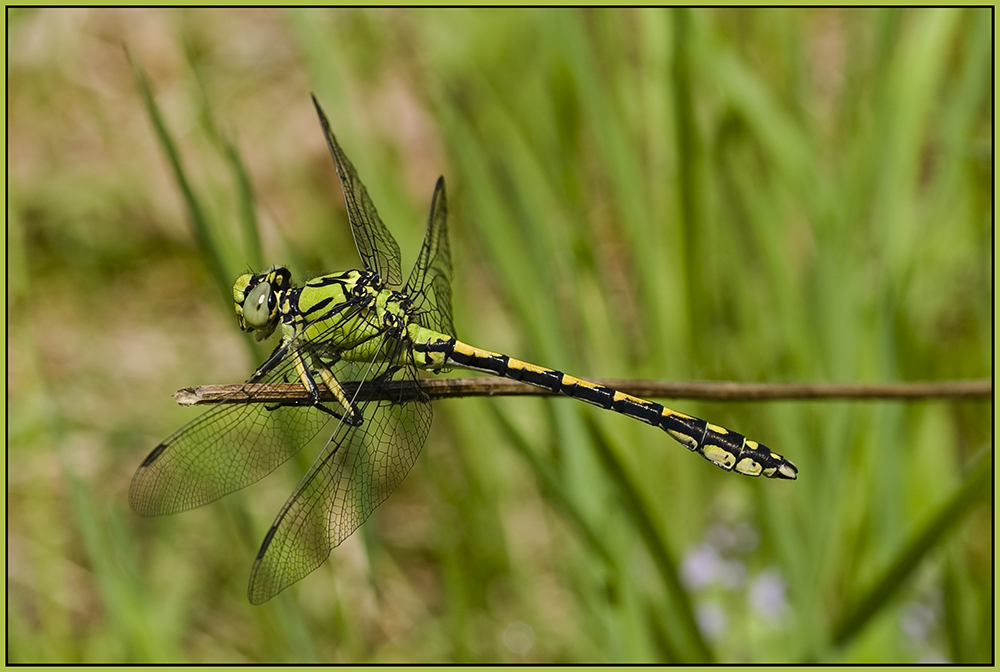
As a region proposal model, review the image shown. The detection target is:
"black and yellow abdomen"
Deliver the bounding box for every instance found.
[414,337,798,480]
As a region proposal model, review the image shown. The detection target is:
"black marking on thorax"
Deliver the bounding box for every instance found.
[280,287,304,323]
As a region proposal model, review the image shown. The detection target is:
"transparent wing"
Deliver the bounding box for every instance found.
[311,95,403,287]
[247,337,430,604]
[129,303,373,517]
[403,176,455,337]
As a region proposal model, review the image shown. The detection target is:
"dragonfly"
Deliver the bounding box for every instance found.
[130,95,798,605]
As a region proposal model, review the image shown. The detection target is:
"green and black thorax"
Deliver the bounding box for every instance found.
[233,265,453,372]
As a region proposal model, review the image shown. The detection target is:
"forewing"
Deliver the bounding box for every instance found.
[403,177,455,337]
[247,339,431,604]
[311,95,402,287]
[129,303,370,517]
[131,371,329,516]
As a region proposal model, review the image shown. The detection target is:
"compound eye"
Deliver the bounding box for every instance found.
[243,281,274,329]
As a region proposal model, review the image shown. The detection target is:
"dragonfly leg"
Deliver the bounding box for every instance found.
[249,342,291,382]
[299,351,365,427]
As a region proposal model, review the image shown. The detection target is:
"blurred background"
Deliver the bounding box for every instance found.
[7,7,992,663]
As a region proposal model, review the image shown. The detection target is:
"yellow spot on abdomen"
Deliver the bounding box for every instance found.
[662,408,694,420]
[667,429,698,450]
[735,457,762,476]
[701,445,736,470]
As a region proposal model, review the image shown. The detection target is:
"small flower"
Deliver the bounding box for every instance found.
[748,568,789,624]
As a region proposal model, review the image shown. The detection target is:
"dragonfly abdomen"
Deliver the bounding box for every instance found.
[423,338,797,480]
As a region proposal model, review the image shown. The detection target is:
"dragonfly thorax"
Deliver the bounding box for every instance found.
[233,266,293,341]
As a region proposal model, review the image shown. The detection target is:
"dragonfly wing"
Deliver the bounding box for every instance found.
[403,176,455,337]
[130,303,371,516]
[129,366,334,517]
[247,341,431,604]
[311,95,403,287]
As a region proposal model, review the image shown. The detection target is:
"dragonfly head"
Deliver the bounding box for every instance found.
[233,266,293,341]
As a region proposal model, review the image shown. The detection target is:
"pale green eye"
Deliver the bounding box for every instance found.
[243,281,274,329]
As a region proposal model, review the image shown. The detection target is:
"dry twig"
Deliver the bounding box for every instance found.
[174,377,993,406]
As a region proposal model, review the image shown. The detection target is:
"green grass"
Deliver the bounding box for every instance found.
[7,7,992,663]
